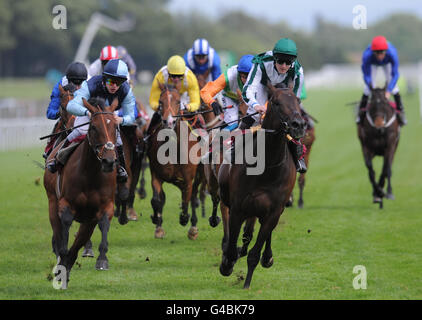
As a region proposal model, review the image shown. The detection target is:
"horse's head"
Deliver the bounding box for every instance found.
[59,83,76,123]
[368,86,393,129]
[158,82,181,128]
[83,97,119,172]
[263,83,306,139]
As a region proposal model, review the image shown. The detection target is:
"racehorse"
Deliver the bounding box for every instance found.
[357,86,400,209]
[44,97,119,288]
[147,82,201,239]
[217,84,306,289]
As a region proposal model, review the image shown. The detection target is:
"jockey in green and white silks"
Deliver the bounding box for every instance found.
[242,39,305,125]
[240,38,307,173]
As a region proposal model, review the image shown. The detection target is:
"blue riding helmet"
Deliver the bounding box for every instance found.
[102,59,129,80]
[237,54,254,73]
[192,38,209,56]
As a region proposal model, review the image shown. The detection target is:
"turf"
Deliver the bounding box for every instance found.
[0,88,421,300]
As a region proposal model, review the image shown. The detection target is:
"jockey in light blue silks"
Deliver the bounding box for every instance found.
[46,59,136,183]
[357,35,407,126]
[184,38,222,82]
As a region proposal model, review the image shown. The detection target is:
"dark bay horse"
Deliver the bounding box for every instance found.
[217,84,306,289]
[357,87,400,208]
[147,83,201,239]
[44,97,119,288]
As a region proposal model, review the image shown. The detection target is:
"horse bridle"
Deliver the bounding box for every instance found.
[365,101,397,129]
[87,111,116,161]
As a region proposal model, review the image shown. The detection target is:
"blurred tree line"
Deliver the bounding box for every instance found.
[1,0,422,77]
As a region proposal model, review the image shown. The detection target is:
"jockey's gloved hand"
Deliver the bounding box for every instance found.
[211,101,223,116]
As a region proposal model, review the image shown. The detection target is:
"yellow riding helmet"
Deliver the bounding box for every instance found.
[167,55,186,75]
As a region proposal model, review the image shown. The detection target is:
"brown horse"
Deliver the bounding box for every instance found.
[147,83,201,239]
[357,87,400,208]
[217,84,306,289]
[44,97,119,288]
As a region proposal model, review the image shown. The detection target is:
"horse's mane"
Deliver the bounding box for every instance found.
[88,96,106,111]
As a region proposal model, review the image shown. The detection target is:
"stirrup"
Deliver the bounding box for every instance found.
[117,166,128,183]
[296,159,307,173]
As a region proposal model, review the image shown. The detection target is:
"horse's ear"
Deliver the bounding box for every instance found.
[110,97,119,112]
[83,98,97,114]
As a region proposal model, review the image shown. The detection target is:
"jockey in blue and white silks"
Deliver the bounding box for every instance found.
[357,35,407,126]
[184,38,222,82]
[47,59,136,182]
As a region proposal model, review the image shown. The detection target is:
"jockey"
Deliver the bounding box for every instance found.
[46,62,87,120]
[241,38,307,173]
[144,55,200,141]
[357,35,407,126]
[200,54,255,131]
[43,62,88,159]
[117,45,137,87]
[47,59,136,183]
[87,45,119,79]
[184,38,222,82]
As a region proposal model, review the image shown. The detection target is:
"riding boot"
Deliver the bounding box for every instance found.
[288,140,307,173]
[356,94,369,124]
[46,139,71,173]
[393,93,407,126]
[116,145,128,183]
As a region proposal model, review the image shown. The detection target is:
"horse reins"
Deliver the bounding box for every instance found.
[88,111,116,161]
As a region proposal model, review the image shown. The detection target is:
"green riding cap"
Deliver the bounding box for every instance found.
[273,38,297,57]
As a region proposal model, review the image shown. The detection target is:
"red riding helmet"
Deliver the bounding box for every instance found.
[100,45,119,61]
[371,36,388,51]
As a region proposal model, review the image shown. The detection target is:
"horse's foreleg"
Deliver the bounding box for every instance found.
[364,152,384,199]
[48,195,60,258]
[151,173,165,238]
[96,212,111,270]
[238,217,257,258]
[298,173,306,208]
[220,202,230,251]
[244,211,280,289]
[220,210,242,277]
[58,206,74,262]
[137,157,147,199]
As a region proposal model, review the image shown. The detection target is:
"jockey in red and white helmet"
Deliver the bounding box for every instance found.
[87,45,119,79]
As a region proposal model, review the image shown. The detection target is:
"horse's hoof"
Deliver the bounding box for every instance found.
[373,196,382,204]
[298,200,304,209]
[128,209,138,221]
[188,226,199,240]
[179,213,190,226]
[95,259,109,271]
[261,256,274,268]
[118,213,129,225]
[82,248,94,258]
[155,226,165,239]
[386,193,395,200]
[285,195,293,207]
[209,215,221,228]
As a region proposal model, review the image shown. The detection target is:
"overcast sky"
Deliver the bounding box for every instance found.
[167,0,422,31]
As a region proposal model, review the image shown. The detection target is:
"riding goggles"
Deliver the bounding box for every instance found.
[105,77,126,86]
[274,54,296,66]
[169,74,184,80]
